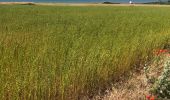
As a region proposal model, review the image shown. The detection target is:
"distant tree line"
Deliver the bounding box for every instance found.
[142,0,170,4]
[158,0,170,3]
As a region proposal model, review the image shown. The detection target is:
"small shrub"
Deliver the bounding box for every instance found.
[145,50,170,99]
[153,58,170,99]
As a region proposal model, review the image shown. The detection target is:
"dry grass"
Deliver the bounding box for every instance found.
[96,68,149,100]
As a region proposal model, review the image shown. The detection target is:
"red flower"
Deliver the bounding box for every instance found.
[150,96,155,100]
[166,53,170,57]
[146,95,151,99]
[154,49,169,55]
[159,49,168,53]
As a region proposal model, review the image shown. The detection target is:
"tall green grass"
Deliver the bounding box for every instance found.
[0,5,170,100]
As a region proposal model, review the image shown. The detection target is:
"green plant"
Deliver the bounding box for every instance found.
[153,57,170,99]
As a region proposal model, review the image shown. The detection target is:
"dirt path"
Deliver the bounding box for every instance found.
[102,54,170,100]
[102,68,149,100]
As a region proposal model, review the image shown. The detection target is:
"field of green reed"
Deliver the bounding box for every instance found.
[0,5,170,100]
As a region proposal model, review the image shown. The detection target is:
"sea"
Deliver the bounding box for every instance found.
[0,0,163,3]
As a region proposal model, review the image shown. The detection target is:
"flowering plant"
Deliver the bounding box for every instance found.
[152,58,170,99]
[145,49,170,99]
[146,95,155,100]
[153,49,169,56]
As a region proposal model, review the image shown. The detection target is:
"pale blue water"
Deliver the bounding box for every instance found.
[0,0,165,3]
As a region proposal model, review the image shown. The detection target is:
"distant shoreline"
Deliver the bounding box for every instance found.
[0,2,35,5]
[0,2,170,7]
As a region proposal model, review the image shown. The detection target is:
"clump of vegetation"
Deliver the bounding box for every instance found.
[0,5,170,100]
[153,58,170,99]
[144,49,170,99]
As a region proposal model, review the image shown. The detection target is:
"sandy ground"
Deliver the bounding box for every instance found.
[1,2,170,7]
[101,69,150,100]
